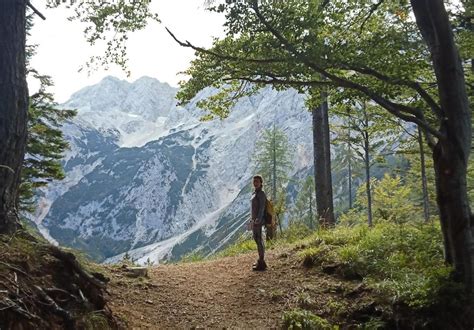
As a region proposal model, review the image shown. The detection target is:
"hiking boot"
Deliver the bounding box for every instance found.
[252,260,267,271]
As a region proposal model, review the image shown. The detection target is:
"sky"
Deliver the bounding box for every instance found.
[28,1,225,103]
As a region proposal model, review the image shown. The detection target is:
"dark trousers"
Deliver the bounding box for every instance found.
[253,224,265,261]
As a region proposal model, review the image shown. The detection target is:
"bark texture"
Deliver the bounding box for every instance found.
[312,92,335,227]
[0,0,28,234]
[362,103,372,227]
[418,127,430,222]
[412,0,473,324]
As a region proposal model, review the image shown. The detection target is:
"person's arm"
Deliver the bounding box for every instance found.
[256,191,266,224]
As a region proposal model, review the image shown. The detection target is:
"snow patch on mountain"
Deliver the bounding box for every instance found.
[39,76,314,263]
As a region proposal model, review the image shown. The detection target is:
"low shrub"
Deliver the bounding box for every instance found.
[282,309,334,330]
[298,222,453,309]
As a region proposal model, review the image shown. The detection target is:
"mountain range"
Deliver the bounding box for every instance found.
[33,76,316,263]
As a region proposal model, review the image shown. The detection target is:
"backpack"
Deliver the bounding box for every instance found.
[264,197,275,226]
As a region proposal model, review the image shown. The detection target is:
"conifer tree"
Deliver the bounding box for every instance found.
[253,126,293,237]
[19,73,76,213]
[292,176,316,230]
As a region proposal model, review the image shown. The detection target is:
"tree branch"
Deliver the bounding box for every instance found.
[222,76,330,88]
[359,0,385,33]
[251,2,443,143]
[338,63,443,120]
[27,1,46,20]
[166,27,289,65]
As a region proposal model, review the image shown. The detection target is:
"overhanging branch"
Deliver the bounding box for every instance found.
[222,76,331,88]
[251,1,442,144]
[166,27,289,65]
[339,63,443,120]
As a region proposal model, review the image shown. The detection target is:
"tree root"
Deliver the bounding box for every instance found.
[35,285,74,329]
[1,297,40,321]
[48,246,106,289]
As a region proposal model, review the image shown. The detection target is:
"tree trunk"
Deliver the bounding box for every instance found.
[348,153,353,209]
[312,91,335,227]
[0,0,28,235]
[347,118,353,209]
[362,103,373,227]
[412,0,473,324]
[418,127,430,222]
[272,125,277,202]
[363,131,372,227]
[309,183,314,229]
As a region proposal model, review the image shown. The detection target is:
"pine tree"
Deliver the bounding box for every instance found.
[19,74,76,212]
[253,126,293,237]
[292,176,316,230]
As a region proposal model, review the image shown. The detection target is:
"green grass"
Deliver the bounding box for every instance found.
[297,222,456,309]
[180,250,207,263]
[282,309,335,330]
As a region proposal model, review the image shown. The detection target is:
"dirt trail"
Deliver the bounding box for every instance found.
[107,249,366,329]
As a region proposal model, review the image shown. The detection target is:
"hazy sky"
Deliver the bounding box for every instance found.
[28,1,225,103]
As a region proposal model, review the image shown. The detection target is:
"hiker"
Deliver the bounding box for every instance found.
[250,175,267,271]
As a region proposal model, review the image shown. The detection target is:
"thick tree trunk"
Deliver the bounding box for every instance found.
[312,91,335,227]
[418,127,430,222]
[0,0,28,235]
[412,0,473,324]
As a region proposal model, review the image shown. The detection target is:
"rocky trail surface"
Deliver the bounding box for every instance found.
[107,248,376,329]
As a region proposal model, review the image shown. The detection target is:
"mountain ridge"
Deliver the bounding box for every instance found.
[34,75,314,263]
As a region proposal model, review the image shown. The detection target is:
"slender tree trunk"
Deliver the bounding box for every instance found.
[267,126,277,240]
[418,127,430,222]
[363,133,372,227]
[348,121,353,209]
[0,0,28,235]
[348,154,353,209]
[272,126,277,202]
[362,103,373,227]
[309,184,314,229]
[312,91,335,227]
[412,0,473,324]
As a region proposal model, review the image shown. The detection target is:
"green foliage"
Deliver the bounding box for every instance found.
[342,173,423,226]
[370,174,420,225]
[282,309,334,330]
[19,74,76,213]
[396,127,438,219]
[80,311,109,330]
[291,176,317,229]
[216,233,256,258]
[177,0,443,144]
[298,223,453,308]
[467,150,474,210]
[253,126,293,202]
[279,222,314,244]
[144,257,155,267]
[180,250,206,263]
[50,0,160,75]
[359,317,386,329]
[119,251,137,267]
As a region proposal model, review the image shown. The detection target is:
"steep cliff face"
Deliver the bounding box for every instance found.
[36,76,314,262]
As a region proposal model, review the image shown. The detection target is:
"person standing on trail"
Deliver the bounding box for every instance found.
[250,175,267,271]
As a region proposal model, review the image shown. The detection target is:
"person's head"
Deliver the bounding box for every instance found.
[253,175,263,189]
